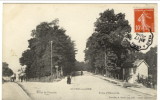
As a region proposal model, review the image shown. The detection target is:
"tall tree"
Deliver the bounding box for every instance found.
[20,19,76,78]
[85,9,133,78]
[2,62,13,77]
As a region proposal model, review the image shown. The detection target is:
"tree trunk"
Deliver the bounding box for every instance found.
[106,69,109,77]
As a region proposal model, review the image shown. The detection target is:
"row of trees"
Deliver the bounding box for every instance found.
[74,61,89,71]
[2,62,13,77]
[19,19,76,79]
[85,9,135,79]
[84,9,157,83]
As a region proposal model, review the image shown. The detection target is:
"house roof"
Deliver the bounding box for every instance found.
[122,59,149,68]
[133,59,149,67]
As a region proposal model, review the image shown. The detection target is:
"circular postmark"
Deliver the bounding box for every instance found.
[130,29,153,51]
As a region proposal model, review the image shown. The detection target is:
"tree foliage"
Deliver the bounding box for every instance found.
[74,61,90,71]
[20,19,76,78]
[85,9,132,75]
[144,47,157,83]
[2,62,13,77]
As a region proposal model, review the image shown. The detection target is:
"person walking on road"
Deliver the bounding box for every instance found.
[67,75,71,84]
[81,70,83,76]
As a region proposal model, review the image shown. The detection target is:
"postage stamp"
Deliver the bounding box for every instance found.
[131,8,155,51]
[134,9,154,32]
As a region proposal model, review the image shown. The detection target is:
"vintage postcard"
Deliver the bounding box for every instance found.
[2,4,157,100]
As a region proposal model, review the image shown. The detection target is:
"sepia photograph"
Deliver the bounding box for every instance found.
[2,3,157,100]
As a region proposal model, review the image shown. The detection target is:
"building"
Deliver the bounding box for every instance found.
[124,59,149,83]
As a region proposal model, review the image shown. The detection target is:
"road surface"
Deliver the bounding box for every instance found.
[2,82,31,100]
[16,72,156,100]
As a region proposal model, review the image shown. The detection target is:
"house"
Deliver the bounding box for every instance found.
[129,59,149,83]
[124,59,149,83]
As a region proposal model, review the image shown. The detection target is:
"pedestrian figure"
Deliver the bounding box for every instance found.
[67,75,71,84]
[10,73,16,82]
[81,70,83,76]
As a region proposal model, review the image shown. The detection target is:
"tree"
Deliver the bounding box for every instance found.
[2,62,13,77]
[85,33,99,73]
[145,47,157,85]
[85,9,133,78]
[74,61,89,71]
[20,19,76,78]
[19,49,35,78]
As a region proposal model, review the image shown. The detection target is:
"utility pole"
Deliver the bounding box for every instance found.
[104,46,107,76]
[51,41,53,76]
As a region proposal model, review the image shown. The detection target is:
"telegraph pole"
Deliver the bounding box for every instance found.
[51,41,53,76]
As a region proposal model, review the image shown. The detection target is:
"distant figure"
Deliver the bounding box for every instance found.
[81,70,83,76]
[18,73,26,82]
[67,75,71,84]
[10,73,16,82]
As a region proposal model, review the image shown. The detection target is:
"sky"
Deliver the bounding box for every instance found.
[3,4,157,72]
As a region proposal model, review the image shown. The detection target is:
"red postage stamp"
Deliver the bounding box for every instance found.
[134,9,154,32]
